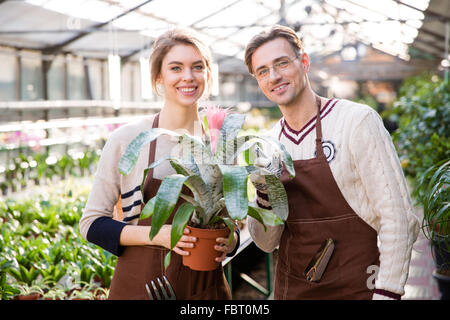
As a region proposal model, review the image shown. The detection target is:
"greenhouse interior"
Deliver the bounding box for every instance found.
[0,0,449,302]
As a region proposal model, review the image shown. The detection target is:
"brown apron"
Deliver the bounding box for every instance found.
[108,113,231,300]
[275,98,380,300]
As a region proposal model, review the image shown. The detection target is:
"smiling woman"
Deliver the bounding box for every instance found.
[158,44,208,110]
[79,28,237,300]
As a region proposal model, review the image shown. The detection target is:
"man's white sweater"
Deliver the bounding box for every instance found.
[248,98,419,297]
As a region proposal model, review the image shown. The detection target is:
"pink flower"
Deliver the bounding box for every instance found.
[205,105,229,154]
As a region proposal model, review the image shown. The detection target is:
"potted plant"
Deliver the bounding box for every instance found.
[12,282,46,300]
[119,107,294,270]
[42,284,67,300]
[415,159,450,299]
[68,286,96,300]
[93,286,109,300]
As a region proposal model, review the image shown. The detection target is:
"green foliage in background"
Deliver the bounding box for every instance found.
[0,149,100,196]
[0,182,115,300]
[391,73,450,248]
[391,73,450,182]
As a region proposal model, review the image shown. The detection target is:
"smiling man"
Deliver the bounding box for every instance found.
[244,25,419,300]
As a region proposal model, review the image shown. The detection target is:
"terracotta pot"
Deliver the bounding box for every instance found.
[14,293,41,300]
[182,225,229,271]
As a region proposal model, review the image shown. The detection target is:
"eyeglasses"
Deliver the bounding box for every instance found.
[253,55,299,80]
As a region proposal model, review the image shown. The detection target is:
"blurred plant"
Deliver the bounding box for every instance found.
[0,177,118,300]
[41,283,67,300]
[67,282,97,300]
[391,74,449,185]
[0,260,20,300]
[12,281,46,300]
[0,148,101,195]
[415,160,449,250]
[90,249,116,288]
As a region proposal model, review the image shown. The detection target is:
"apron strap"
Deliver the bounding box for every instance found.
[314,96,326,159]
[277,96,326,160]
[141,112,160,207]
[147,112,160,178]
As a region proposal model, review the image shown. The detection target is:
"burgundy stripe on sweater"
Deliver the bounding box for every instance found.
[281,99,339,145]
[373,289,401,300]
[282,98,334,135]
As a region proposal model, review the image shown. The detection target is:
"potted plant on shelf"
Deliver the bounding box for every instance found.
[41,283,67,300]
[415,159,450,299]
[12,282,46,300]
[118,106,294,270]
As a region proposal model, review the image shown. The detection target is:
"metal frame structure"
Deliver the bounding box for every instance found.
[0,0,447,62]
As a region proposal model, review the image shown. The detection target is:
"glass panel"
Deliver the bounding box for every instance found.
[0,49,16,101]
[48,55,65,100]
[67,55,86,100]
[21,51,43,101]
[133,61,141,101]
[87,59,104,100]
[102,60,109,100]
[121,62,133,101]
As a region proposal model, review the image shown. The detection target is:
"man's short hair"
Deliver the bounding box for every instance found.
[244,24,304,75]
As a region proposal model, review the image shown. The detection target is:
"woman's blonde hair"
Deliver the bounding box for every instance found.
[150,28,213,96]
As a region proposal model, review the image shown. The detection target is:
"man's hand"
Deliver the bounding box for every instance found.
[249,145,283,192]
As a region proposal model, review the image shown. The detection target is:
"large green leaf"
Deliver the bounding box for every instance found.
[172,155,202,177]
[215,114,246,162]
[171,202,195,249]
[164,251,171,270]
[265,175,289,221]
[179,193,201,208]
[168,159,196,177]
[140,195,156,220]
[183,175,212,213]
[248,204,285,232]
[218,165,248,220]
[118,129,207,176]
[247,206,266,232]
[215,135,259,165]
[221,217,236,245]
[228,134,295,178]
[118,128,179,176]
[178,134,211,166]
[149,174,190,240]
[140,167,151,199]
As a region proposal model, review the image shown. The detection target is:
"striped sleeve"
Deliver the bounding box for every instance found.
[79,131,127,256]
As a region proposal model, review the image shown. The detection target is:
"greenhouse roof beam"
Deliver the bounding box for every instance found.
[189,0,244,27]
[121,40,154,64]
[393,0,450,22]
[41,0,154,54]
[418,26,446,42]
[118,0,255,62]
[214,0,303,61]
